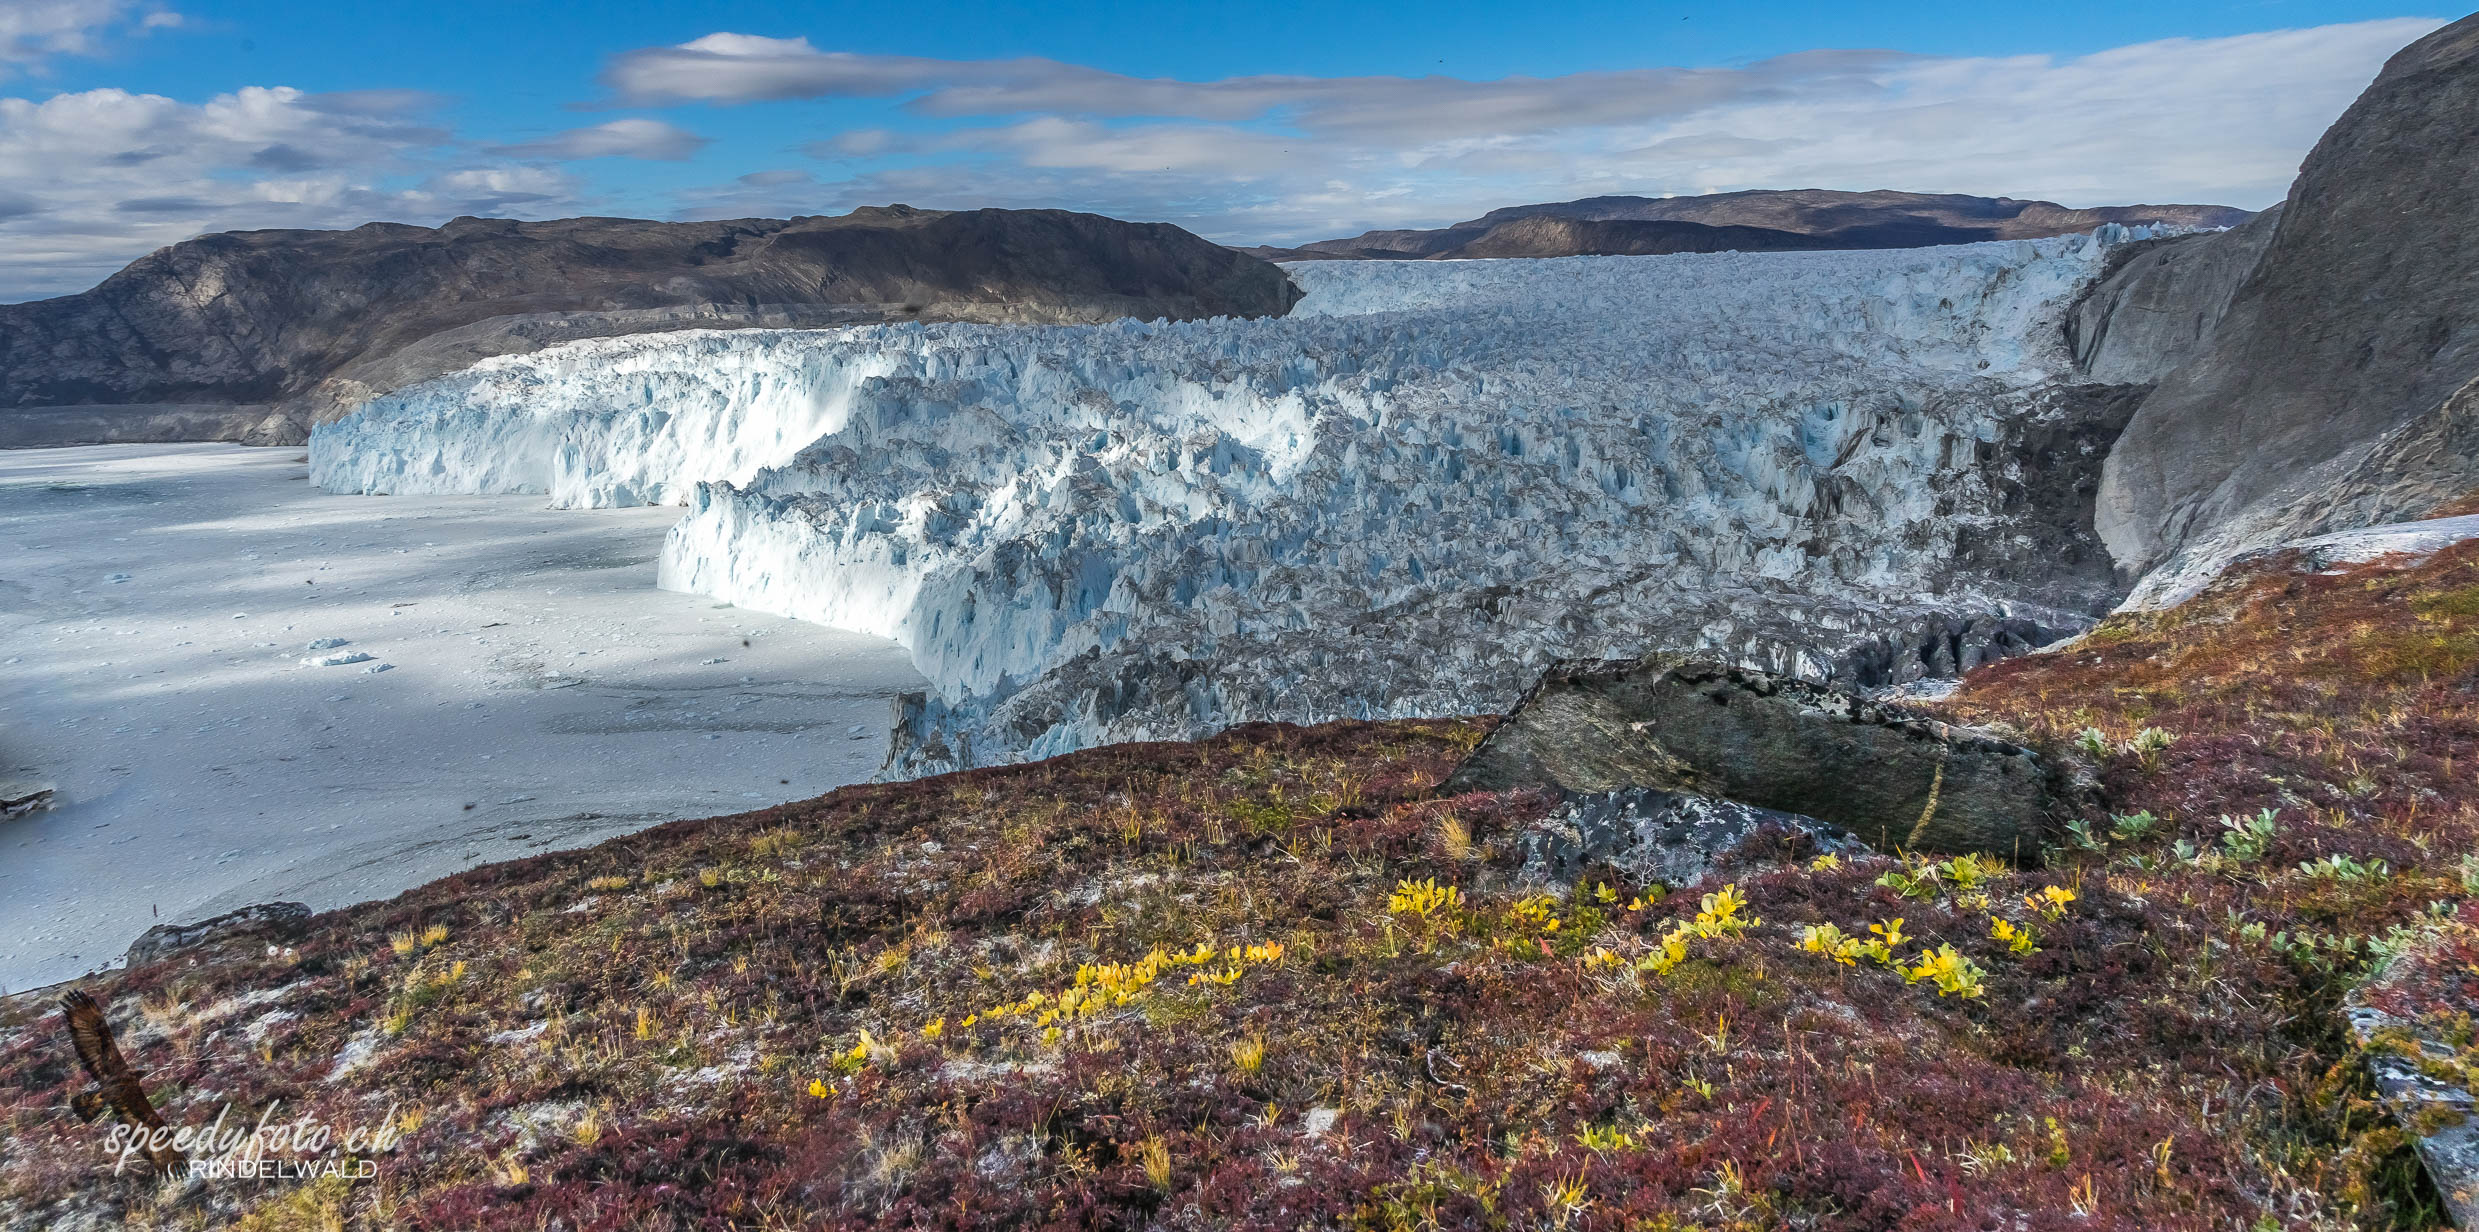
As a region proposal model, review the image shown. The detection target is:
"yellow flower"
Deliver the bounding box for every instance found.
[1906,944,1988,997]
[1798,923,1862,965]
[1388,878,1465,919]
[1637,928,1692,976]
[842,1031,875,1063]
[1689,884,1758,939]
[1990,918,2038,955]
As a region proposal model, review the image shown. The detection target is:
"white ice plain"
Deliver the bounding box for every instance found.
[0,445,922,992]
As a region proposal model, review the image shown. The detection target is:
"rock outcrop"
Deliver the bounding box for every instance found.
[1247,189,2249,262]
[2097,15,2479,578]
[1514,788,1866,889]
[1448,656,2078,855]
[0,780,51,819]
[2125,376,2479,607]
[123,901,311,968]
[0,206,1301,448]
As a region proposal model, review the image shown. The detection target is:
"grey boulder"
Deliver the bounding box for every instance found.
[1449,655,2077,856]
[125,901,312,968]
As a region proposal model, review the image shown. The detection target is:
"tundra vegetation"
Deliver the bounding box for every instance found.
[2,541,2478,1230]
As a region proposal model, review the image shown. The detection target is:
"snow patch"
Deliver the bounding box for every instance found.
[2132,513,2479,610]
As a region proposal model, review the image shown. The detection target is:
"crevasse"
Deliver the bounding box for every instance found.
[310,232,2139,775]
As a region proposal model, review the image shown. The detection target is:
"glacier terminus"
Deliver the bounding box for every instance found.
[311,232,2158,776]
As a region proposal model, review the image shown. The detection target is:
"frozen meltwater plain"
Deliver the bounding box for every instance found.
[314,234,2140,776]
[0,445,921,992]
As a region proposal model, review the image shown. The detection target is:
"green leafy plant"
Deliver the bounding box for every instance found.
[1798,922,1863,965]
[2124,727,2178,771]
[2220,809,2280,863]
[1941,853,1999,891]
[2297,853,2391,883]
[2074,726,2112,760]
[2110,810,2160,841]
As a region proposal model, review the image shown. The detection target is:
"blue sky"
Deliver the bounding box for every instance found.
[0,0,2449,298]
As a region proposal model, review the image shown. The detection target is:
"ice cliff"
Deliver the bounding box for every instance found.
[313,232,2146,775]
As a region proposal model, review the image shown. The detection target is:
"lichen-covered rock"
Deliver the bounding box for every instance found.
[2347,914,2479,1228]
[124,901,311,968]
[1449,656,2075,855]
[2346,999,2479,1226]
[1515,788,1865,889]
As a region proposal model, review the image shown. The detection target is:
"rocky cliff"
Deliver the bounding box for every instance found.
[2063,206,2279,385]
[1247,189,2250,262]
[0,206,1302,448]
[2095,14,2479,578]
[2122,373,2479,607]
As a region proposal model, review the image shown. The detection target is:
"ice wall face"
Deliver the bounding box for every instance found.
[314,233,2138,776]
[309,339,911,507]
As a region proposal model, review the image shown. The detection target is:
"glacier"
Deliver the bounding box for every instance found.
[311,232,2146,775]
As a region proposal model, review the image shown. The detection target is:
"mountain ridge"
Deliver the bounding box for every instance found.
[1243,188,2252,261]
[0,206,1301,448]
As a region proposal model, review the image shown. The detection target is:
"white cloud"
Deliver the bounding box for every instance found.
[0,0,178,75]
[603,33,976,105]
[605,32,1908,139]
[0,86,585,298]
[632,17,2445,245]
[424,165,581,205]
[488,117,708,161]
[0,15,2451,299]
